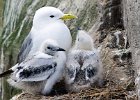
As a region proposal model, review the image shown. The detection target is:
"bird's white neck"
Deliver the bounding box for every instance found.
[73,41,94,50]
[30,21,72,52]
[33,19,64,30]
[73,45,94,51]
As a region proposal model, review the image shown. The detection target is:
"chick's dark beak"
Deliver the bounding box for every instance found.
[57,47,65,51]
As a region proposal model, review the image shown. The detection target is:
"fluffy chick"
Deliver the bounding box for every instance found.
[65,30,103,92]
[1,39,66,95]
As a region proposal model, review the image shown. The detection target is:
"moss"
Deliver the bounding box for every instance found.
[70,0,98,41]
[2,77,11,100]
[17,0,33,25]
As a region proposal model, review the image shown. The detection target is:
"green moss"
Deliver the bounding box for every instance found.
[2,77,11,100]
[69,0,98,41]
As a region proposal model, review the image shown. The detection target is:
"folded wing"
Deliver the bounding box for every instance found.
[15,57,57,82]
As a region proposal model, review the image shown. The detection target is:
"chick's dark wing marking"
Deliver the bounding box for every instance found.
[86,65,98,78]
[17,58,57,81]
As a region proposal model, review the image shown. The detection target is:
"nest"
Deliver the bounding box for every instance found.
[11,29,137,100]
[11,86,137,100]
[11,77,137,100]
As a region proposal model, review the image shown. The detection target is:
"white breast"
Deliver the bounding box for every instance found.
[30,21,72,55]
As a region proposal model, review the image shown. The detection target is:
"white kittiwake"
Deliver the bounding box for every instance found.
[65,30,103,92]
[0,39,66,95]
[17,6,76,63]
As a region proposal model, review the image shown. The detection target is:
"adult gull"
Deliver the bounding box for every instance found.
[18,6,76,63]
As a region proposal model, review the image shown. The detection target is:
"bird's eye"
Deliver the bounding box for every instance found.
[47,47,51,49]
[78,38,80,41]
[50,15,55,18]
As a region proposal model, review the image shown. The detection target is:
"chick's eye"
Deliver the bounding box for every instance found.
[47,47,51,49]
[50,15,55,18]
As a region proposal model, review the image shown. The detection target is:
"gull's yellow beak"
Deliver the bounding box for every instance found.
[60,14,77,20]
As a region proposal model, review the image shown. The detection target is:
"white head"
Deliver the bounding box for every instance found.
[33,6,77,29]
[74,30,94,50]
[39,39,65,56]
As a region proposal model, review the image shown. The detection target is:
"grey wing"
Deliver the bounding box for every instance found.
[83,51,102,80]
[17,33,33,63]
[16,58,57,82]
[65,51,80,83]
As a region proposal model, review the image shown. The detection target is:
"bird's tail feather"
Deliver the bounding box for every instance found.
[0,70,13,78]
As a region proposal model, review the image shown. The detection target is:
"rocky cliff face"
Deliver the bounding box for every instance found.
[0,0,137,100]
[123,0,140,99]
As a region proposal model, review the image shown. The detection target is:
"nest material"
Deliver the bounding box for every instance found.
[11,86,137,100]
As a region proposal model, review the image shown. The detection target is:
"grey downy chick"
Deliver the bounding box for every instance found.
[65,30,103,92]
